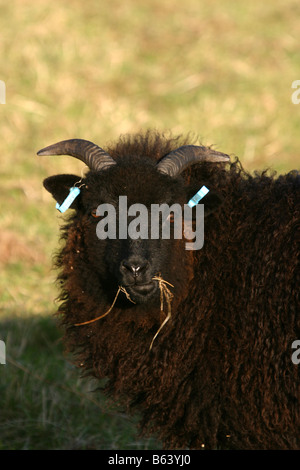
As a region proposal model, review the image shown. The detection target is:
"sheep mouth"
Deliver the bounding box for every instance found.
[124,281,158,301]
[131,282,156,294]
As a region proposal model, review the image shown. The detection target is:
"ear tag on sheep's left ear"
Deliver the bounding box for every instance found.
[187,185,209,208]
[56,187,81,213]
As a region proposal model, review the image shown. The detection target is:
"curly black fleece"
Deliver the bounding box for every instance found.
[48,131,300,449]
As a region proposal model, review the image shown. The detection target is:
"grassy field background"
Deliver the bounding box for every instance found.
[0,0,299,449]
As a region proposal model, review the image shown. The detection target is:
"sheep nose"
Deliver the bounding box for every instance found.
[121,259,149,279]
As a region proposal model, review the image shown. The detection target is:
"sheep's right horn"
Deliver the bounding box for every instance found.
[37,139,116,172]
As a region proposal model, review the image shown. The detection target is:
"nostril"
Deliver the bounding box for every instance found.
[121,260,149,278]
[132,265,140,275]
[122,260,134,273]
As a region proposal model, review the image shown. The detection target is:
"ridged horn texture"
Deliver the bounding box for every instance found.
[37,139,116,172]
[156,145,230,177]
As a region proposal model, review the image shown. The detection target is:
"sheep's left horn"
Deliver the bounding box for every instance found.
[156,145,230,177]
[37,139,116,172]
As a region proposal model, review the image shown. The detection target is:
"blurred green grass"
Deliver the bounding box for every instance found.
[0,314,160,449]
[0,0,299,449]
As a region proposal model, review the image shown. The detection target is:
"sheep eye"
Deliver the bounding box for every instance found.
[91,209,101,218]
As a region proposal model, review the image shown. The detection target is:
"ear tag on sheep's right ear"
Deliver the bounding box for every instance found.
[187,185,209,208]
[56,187,81,213]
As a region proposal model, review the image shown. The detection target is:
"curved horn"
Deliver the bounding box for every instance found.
[37,139,116,172]
[156,145,230,177]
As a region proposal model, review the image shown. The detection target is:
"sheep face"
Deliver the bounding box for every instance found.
[84,162,188,305]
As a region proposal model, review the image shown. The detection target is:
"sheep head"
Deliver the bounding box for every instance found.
[39,136,229,308]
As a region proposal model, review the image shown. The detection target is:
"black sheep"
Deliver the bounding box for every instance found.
[39,131,300,449]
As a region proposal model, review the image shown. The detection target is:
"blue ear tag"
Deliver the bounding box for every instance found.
[56,187,81,213]
[187,185,209,208]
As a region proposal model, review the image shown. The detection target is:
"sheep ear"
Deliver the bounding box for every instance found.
[43,174,82,210]
[186,185,223,218]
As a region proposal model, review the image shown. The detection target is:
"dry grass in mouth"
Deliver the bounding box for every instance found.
[149,275,174,350]
[74,286,136,326]
[75,275,174,350]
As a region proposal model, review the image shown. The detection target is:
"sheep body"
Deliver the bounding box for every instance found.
[42,131,300,449]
